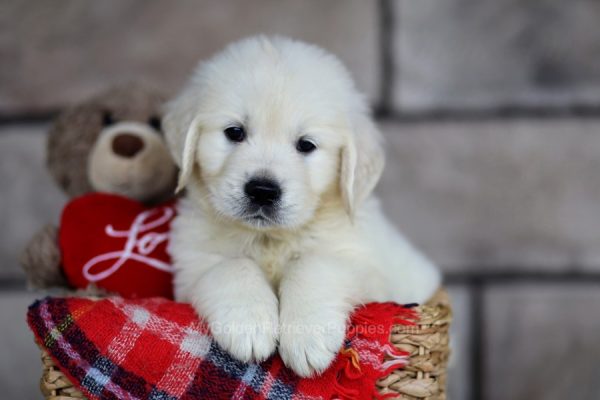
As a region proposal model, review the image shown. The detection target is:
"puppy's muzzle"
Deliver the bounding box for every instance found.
[244,178,281,207]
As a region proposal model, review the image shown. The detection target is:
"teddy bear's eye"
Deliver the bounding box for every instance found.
[102,111,115,127]
[148,116,162,131]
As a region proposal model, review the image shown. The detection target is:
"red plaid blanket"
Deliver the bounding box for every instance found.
[27,297,416,400]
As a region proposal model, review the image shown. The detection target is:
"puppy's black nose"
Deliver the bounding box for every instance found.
[244,178,281,206]
[112,133,144,158]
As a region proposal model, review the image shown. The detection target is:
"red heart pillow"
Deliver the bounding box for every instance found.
[59,193,176,298]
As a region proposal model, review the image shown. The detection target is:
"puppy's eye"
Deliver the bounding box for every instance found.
[296,137,317,154]
[102,111,115,127]
[224,126,246,142]
[148,116,162,131]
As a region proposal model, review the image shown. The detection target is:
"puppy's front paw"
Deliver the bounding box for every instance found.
[189,258,280,363]
[279,311,347,377]
[206,297,279,363]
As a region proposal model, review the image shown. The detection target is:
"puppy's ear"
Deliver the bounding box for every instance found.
[340,113,385,217]
[163,90,203,192]
[175,116,202,193]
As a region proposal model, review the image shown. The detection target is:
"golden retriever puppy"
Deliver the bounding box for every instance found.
[164,36,440,377]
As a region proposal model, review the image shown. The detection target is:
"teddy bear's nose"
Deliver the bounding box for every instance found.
[112,133,145,158]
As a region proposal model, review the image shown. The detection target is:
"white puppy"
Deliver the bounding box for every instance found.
[164,36,440,377]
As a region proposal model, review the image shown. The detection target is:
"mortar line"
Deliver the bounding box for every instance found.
[375,0,395,116]
[470,280,486,400]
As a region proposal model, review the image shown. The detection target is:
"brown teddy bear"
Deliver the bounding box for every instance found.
[20,83,178,291]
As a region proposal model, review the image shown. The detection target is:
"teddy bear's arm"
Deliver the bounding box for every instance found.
[20,224,69,288]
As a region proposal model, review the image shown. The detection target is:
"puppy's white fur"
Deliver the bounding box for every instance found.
[164,36,441,377]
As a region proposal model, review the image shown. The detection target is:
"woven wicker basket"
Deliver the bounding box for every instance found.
[38,290,451,400]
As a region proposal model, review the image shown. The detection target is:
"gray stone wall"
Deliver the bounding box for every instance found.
[1,1,600,399]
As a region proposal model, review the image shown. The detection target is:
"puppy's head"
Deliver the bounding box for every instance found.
[164,36,384,229]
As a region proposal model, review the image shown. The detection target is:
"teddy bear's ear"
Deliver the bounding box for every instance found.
[163,88,203,192]
[47,102,103,197]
